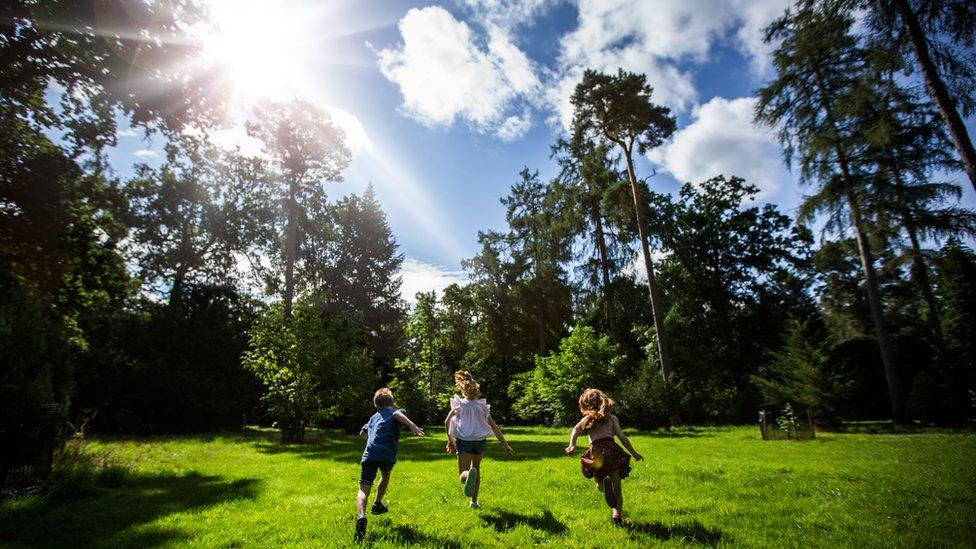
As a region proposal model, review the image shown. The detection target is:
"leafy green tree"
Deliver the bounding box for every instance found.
[74,285,261,433]
[641,177,814,422]
[513,326,620,426]
[125,136,272,304]
[756,7,909,420]
[570,69,677,383]
[244,302,373,442]
[1,0,225,154]
[246,99,351,317]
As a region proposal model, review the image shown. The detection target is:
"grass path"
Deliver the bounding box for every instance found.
[2,426,974,547]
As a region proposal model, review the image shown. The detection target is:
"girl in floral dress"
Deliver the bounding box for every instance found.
[565,388,643,526]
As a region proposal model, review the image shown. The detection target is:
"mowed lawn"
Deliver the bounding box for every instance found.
[2,426,974,548]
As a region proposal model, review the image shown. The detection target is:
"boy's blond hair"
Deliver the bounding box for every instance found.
[373,387,395,408]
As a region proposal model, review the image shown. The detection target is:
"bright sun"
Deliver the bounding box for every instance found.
[200,0,312,104]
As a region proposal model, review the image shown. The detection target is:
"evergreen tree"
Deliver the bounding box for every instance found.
[552,138,630,343]
[806,0,976,189]
[937,239,976,414]
[756,7,909,420]
[569,69,677,383]
[302,184,406,375]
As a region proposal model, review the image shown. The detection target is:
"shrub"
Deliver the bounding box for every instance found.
[512,326,620,426]
[244,302,374,442]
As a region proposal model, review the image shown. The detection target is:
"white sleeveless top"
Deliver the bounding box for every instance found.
[448,396,494,441]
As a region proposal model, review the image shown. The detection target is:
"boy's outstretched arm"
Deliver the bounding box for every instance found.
[443,409,457,453]
[612,415,643,461]
[393,410,425,436]
[486,414,513,454]
[565,420,583,454]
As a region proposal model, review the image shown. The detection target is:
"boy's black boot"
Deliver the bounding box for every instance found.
[354,517,367,543]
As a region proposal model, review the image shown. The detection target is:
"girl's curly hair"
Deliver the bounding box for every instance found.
[454,370,480,399]
[578,388,614,431]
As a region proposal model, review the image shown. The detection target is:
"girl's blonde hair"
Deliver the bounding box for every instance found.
[454,370,480,399]
[579,388,614,431]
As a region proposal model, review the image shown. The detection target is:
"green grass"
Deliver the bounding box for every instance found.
[2,426,974,547]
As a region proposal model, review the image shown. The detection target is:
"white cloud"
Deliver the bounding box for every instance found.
[456,0,559,31]
[496,112,532,141]
[647,96,788,198]
[133,149,159,159]
[377,6,539,140]
[549,0,791,130]
[399,258,468,304]
[117,127,140,138]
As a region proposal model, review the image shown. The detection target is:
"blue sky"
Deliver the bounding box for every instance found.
[101,0,976,301]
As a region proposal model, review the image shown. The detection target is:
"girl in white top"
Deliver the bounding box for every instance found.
[443,370,512,508]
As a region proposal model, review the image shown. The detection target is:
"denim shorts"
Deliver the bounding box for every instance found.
[359,460,395,485]
[455,439,487,455]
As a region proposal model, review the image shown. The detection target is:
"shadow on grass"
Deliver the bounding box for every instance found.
[372,524,467,548]
[480,509,567,536]
[627,520,725,545]
[0,472,259,548]
[253,434,570,463]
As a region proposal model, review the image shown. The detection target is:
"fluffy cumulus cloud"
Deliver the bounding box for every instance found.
[549,0,791,129]
[133,148,159,159]
[647,96,788,198]
[376,1,791,140]
[376,6,539,140]
[399,258,468,304]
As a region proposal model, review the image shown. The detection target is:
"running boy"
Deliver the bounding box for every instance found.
[355,387,425,543]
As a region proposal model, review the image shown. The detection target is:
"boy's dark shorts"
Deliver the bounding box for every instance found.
[359,460,395,485]
[455,439,487,455]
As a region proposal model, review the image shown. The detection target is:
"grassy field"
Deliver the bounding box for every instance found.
[1,425,974,547]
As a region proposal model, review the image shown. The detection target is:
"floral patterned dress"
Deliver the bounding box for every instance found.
[579,417,632,480]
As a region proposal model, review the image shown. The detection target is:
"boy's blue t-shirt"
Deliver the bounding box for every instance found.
[361,407,403,463]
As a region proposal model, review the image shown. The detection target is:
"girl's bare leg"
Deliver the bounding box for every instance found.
[470,454,483,503]
[458,453,473,483]
[612,473,623,517]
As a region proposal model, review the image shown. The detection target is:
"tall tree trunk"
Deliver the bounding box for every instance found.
[623,151,673,382]
[812,65,908,421]
[284,180,297,318]
[902,215,965,419]
[894,0,976,191]
[593,210,620,343]
[845,191,909,421]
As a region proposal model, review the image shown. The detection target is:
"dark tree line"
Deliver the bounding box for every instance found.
[1,1,405,440]
[391,3,976,428]
[2,1,975,442]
